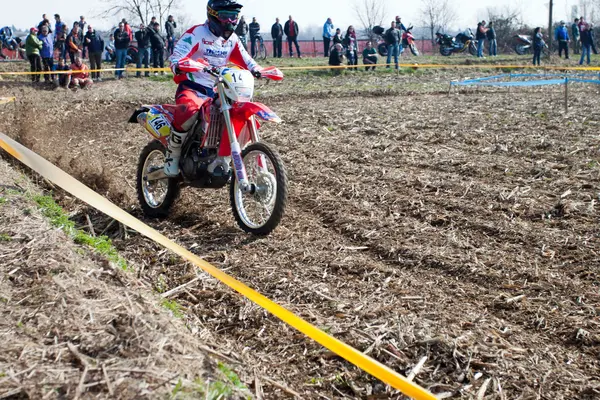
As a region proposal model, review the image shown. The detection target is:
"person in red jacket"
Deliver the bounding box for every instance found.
[122,19,133,41]
[69,56,93,89]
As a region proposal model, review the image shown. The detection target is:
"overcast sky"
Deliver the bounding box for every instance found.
[1,0,588,33]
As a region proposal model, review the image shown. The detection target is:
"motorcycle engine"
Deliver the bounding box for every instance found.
[181,139,231,189]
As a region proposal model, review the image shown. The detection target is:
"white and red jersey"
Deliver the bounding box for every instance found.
[169,22,259,88]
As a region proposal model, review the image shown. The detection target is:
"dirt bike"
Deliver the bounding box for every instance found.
[129,59,288,235]
[513,34,550,56]
[402,27,419,56]
[436,30,477,56]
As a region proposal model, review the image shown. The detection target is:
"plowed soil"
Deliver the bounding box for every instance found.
[1,70,600,399]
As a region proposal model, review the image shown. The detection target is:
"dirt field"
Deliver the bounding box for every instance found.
[1,67,600,399]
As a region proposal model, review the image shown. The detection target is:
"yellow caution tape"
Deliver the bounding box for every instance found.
[0,132,437,400]
[1,63,600,76]
[0,97,15,105]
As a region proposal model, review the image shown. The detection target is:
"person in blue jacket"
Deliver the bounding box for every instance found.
[323,18,334,57]
[554,21,570,59]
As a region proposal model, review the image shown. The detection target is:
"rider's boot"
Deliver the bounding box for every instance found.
[164,129,188,177]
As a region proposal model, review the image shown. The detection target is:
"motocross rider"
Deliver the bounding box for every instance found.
[165,0,261,176]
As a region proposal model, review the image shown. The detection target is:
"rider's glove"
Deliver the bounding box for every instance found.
[251,69,262,79]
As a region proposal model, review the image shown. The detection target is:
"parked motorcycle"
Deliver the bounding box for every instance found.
[129,59,288,235]
[402,27,419,56]
[513,34,550,56]
[373,25,419,57]
[513,34,532,55]
[436,29,478,56]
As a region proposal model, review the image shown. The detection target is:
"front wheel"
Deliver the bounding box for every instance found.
[469,42,478,56]
[136,141,180,218]
[230,142,287,236]
[410,44,419,56]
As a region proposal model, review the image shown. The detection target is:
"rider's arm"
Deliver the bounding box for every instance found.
[227,36,261,72]
[169,25,200,74]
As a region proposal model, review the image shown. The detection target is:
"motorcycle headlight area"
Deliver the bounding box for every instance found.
[221,67,255,102]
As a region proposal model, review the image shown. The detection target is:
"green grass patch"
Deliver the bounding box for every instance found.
[33,194,128,270]
[0,197,6,205]
[161,299,184,319]
[0,233,11,242]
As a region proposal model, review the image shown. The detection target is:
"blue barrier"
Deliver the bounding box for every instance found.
[451,73,600,87]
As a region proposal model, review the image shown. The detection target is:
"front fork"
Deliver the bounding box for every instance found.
[218,82,253,193]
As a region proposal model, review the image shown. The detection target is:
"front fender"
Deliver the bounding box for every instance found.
[230,101,282,124]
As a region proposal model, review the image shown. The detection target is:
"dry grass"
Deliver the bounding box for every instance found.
[1,70,600,398]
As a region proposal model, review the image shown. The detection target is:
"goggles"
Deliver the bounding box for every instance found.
[208,8,239,24]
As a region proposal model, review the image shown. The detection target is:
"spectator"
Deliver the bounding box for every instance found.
[78,16,88,58]
[271,18,283,58]
[149,17,157,61]
[332,28,343,46]
[149,22,166,75]
[235,16,249,50]
[323,18,334,57]
[105,34,115,62]
[572,18,581,54]
[476,20,487,58]
[249,17,260,57]
[385,21,401,69]
[54,14,65,40]
[487,21,497,56]
[135,24,151,77]
[122,19,133,41]
[84,26,104,81]
[114,22,130,79]
[38,14,52,33]
[67,25,82,64]
[25,28,42,83]
[343,25,358,68]
[70,56,93,89]
[165,15,177,55]
[579,20,592,65]
[394,16,407,32]
[395,16,407,54]
[590,23,598,54]
[38,25,54,83]
[532,27,545,66]
[328,43,345,74]
[554,21,570,59]
[55,24,67,62]
[362,41,378,70]
[284,15,301,58]
[55,58,71,88]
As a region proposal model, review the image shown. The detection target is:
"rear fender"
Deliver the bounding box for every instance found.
[132,105,175,147]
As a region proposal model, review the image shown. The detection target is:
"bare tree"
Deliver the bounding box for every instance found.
[101,0,179,29]
[419,0,457,45]
[487,6,523,52]
[353,0,387,40]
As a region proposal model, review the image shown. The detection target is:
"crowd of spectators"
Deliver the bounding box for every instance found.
[17,12,176,88]
[7,10,600,85]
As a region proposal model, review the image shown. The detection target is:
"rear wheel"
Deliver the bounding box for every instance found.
[230,142,287,236]
[136,141,180,218]
[254,38,267,60]
[377,43,388,57]
[440,45,452,56]
[515,44,528,55]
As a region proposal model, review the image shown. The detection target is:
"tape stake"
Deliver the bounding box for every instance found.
[0,132,437,400]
